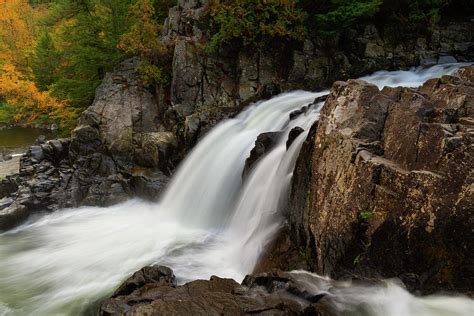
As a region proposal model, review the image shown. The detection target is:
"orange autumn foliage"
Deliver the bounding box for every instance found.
[0,64,71,126]
[0,0,42,71]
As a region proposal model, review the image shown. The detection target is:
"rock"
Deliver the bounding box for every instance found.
[3,154,12,161]
[99,266,334,316]
[35,135,47,144]
[286,126,304,149]
[136,132,178,174]
[438,55,457,64]
[129,169,169,201]
[313,94,328,104]
[421,57,438,67]
[29,146,44,162]
[70,125,103,156]
[289,106,308,120]
[242,132,283,179]
[0,202,29,231]
[288,66,474,294]
[364,43,385,58]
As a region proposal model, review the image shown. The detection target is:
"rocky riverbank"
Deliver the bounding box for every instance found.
[98,65,473,314]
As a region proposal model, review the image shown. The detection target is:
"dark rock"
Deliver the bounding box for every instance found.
[289,106,308,120]
[0,202,29,231]
[313,94,328,104]
[99,266,334,316]
[29,146,44,162]
[242,132,283,179]
[130,169,169,201]
[438,55,457,64]
[286,127,305,150]
[70,126,103,156]
[35,135,47,144]
[3,154,12,161]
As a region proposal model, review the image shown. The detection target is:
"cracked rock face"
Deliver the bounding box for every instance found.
[288,66,474,294]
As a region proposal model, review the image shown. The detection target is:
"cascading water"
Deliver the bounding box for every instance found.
[0,63,472,315]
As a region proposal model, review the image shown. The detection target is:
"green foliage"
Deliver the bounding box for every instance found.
[360,210,374,221]
[314,0,382,35]
[378,0,450,29]
[353,253,362,266]
[42,0,133,110]
[119,0,171,85]
[32,32,60,91]
[136,60,168,85]
[299,247,309,261]
[0,102,15,123]
[205,0,306,52]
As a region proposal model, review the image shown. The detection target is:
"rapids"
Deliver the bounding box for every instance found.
[0,63,472,315]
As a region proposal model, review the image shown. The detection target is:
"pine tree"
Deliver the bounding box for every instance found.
[32,32,60,91]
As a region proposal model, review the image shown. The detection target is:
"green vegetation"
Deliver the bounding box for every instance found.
[0,0,175,131]
[1,0,467,130]
[299,247,310,261]
[205,0,306,52]
[360,210,374,221]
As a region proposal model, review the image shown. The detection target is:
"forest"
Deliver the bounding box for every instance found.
[0,0,468,131]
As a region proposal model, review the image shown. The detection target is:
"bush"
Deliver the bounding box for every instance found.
[205,0,306,52]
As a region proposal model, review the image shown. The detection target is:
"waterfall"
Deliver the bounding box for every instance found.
[0,63,472,315]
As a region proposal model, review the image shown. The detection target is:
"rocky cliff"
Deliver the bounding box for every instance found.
[288,66,474,294]
[157,0,473,151]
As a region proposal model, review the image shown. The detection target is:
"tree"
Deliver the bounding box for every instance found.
[0,64,71,126]
[119,0,168,85]
[0,0,40,71]
[43,0,133,110]
[32,31,60,91]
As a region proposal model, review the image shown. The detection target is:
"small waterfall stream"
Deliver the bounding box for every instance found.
[0,63,472,315]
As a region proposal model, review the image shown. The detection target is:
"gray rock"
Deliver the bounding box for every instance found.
[0,202,29,231]
[29,146,44,162]
[438,55,457,64]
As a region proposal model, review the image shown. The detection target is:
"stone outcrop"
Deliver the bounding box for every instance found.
[157,1,473,150]
[288,66,474,294]
[100,265,333,316]
[76,57,178,173]
[0,59,170,231]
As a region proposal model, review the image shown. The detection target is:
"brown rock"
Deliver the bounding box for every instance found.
[288,66,474,294]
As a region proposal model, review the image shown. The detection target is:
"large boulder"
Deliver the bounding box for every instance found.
[288,66,474,294]
[99,265,333,316]
[78,57,160,160]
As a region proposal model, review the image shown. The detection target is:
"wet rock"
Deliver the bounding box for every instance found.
[29,146,44,162]
[0,202,29,231]
[288,65,474,294]
[286,127,305,150]
[242,132,283,179]
[135,132,178,174]
[99,266,333,316]
[3,154,12,161]
[289,106,308,120]
[438,55,457,64]
[130,169,169,201]
[35,135,47,144]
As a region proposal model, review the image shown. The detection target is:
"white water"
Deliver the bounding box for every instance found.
[0,63,472,315]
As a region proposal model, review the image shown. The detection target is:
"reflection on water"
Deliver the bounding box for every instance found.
[0,127,55,156]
